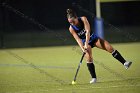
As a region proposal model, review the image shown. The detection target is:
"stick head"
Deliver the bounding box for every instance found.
[72,81,76,85]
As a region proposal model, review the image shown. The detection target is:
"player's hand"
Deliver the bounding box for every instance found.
[84,44,89,51]
[82,47,87,54]
[83,46,88,54]
[84,49,88,54]
[84,42,88,48]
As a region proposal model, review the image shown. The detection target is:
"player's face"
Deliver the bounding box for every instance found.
[68,17,78,26]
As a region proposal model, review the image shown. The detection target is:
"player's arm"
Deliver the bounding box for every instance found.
[69,26,85,52]
[81,16,91,49]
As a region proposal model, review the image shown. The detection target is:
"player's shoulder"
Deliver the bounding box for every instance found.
[69,25,73,32]
[69,26,71,30]
[80,16,87,21]
[69,26,75,34]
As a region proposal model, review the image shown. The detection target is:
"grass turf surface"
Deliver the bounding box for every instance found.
[0,43,140,93]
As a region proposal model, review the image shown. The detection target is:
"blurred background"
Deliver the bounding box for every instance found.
[0,0,140,48]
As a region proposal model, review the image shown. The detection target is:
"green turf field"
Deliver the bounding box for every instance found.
[0,43,140,93]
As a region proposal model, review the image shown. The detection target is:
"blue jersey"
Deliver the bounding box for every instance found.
[70,17,86,39]
[70,17,99,48]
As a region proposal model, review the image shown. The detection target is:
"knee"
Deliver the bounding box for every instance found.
[107,45,114,53]
[85,54,93,62]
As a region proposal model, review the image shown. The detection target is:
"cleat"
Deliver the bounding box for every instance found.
[124,61,132,69]
[90,78,97,84]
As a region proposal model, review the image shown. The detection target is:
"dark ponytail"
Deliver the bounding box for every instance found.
[66,9,77,18]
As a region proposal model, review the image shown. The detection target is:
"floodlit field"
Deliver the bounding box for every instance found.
[0,43,140,93]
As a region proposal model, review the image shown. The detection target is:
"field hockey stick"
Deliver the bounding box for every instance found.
[73,52,86,82]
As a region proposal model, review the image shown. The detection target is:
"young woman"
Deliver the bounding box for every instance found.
[66,9,132,84]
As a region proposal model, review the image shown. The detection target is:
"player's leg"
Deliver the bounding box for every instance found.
[84,45,97,83]
[94,38,132,69]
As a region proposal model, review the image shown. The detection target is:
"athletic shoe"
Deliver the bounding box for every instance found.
[90,78,97,84]
[124,61,132,69]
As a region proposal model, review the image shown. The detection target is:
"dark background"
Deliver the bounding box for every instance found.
[0,0,140,48]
